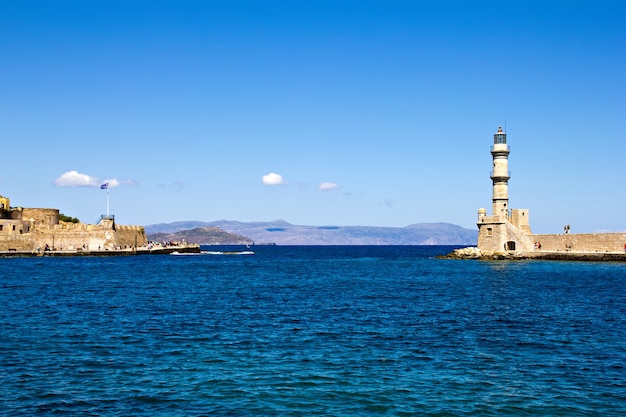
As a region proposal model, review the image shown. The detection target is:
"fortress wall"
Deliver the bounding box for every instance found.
[115,225,147,248]
[115,225,145,232]
[31,226,113,251]
[26,222,148,251]
[0,219,149,252]
[0,192,150,252]
[21,208,59,226]
[532,233,626,253]
[0,234,33,251]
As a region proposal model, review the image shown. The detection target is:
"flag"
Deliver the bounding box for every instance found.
[100,182,109,189]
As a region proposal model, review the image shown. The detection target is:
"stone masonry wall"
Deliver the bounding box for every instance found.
[31,223,107,251]
[478,215,626,254]
[114,225,147,248]
[28,222,148,251]
[21,208,59,226]
[478,217,535,252]
[0,233,32,251]
[532,233,626,253]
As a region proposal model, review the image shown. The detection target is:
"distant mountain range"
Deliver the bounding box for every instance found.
[145,220,478,246]
[147,226,252,246]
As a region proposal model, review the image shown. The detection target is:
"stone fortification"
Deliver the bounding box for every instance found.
[19,208,59,226]
[27,219,147,252]
[0,232,32,252]
[0,193,149,253]
[532,233,626,253]
[1,219,148,252]
[442,246,626,262]
[477,212,535,253]
[470,127,625,260]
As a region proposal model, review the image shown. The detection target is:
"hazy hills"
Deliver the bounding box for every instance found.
[145,220,478,246]
[147,226,251,246]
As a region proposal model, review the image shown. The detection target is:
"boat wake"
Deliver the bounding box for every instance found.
[170,251,255,256]
[203,250,255,256]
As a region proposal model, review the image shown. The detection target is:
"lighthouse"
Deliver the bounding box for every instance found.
[490,126,510,219]
[477,126,533,252]
[472,126,625,256]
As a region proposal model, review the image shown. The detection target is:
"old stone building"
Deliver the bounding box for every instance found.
[476,127,625,254]
[0,193,147,252]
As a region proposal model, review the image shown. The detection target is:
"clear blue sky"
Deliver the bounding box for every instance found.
[1,0,624,233]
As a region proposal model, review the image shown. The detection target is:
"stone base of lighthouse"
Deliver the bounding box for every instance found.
[445,126,626,261]
[473,207,626,257]
[477,209,535,252]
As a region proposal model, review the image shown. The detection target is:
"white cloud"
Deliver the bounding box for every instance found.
[54,170,99,187]
[262,172,286,185]
[318,182,339,191]
[54,171,132,188]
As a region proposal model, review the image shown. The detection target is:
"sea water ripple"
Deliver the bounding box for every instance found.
[1,246,625,416]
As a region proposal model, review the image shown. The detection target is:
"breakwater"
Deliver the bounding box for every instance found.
[442,246,626,262]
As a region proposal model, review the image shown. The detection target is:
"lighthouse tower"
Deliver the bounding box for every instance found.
[477,126,533,252]
[490,126,510,219]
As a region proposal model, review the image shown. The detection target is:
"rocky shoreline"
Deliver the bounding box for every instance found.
[440,246,626,262]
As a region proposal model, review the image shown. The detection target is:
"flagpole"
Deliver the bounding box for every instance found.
[101,182,110,219]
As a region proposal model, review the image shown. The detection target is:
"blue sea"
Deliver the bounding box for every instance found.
[1,245,625,416]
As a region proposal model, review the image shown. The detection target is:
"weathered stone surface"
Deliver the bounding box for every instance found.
[440,247,626,262]
[0,243,200,257]
[476,127,625,260]
[0,199,152,253]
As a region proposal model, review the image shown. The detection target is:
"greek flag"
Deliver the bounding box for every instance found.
[100,182,109,189]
